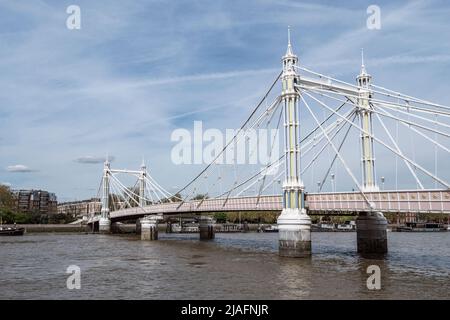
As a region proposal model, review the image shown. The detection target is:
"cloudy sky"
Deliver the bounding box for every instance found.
[1,0,449,201]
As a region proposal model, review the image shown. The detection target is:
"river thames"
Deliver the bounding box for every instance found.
[0,232,449,299]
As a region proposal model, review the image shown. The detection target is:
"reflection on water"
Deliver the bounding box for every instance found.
[0,232,449,299]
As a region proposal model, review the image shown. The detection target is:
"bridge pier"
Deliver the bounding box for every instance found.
[199,216,215,240]
[99,217,111,234]
[278,208,311,257]
[111,222,120,234]
[89,221,99,233]
[141,216,158,240]
[356,211,388,255]
[136,219,142,235]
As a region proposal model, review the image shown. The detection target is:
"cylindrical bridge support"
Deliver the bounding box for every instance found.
[277,208,311,257]
[356,211,388,255]
[199,216,215,240]
[141,216,158,241]
[136,219,142,235]
[99,217,111,234]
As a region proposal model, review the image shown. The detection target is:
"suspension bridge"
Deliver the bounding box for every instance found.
[87,29,450,257]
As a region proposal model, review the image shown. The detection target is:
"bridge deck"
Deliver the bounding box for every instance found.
[92,190,450,223]
[307,190,450,214]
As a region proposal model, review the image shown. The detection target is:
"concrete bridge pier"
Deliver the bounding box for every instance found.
[278,208,311,257]
[110,222,120,234]
[356,211,388,255]
[99,217,111,234]
[89,221,99,233]
[141,216,158,240]
[136,219,142,235]
[199,216,215,240]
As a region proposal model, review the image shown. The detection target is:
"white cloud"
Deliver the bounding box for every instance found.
[6,165,36,173]
[75,156,115,164]
[372,54,450,66]
[72,68,280,94]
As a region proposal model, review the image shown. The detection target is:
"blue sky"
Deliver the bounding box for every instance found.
[1,0,450,201]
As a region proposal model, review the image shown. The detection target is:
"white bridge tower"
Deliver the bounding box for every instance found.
[355,50,388,255]
[99,159,111,233]
[276,28,311,257]
[356,50,378,192]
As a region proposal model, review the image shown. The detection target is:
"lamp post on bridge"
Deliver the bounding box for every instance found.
[273,179,282,195]
[331,173,336,193]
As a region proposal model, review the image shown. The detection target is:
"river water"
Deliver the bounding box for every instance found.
[0,231,449,299]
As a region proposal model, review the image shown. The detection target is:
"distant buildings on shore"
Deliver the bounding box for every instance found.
[7,188,102,221]
[57,198,101,218]
[12,189,57,215]
[396,212,418,224]
[9,188,101,218]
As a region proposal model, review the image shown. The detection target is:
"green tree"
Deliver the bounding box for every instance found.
[0,209,36,224]
[162,193,182,203]
[0,209,15,224]
[0,184,15,211]
[214,212,227,223]
[192,194,208,200]
[0,185,18,224]
[224,211,278,224]
[170,193,182,202]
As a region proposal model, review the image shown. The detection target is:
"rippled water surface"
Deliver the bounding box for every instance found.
[1,232,449,299]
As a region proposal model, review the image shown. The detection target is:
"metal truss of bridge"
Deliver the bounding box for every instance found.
[88,28,450,257]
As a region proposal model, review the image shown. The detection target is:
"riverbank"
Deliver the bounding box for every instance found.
[1,224,88,233]
[2,223,264,233]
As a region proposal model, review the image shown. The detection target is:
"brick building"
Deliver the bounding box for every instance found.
[13,190,58,215]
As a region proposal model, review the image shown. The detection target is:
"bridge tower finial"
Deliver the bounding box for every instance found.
[288,25,291,46]
[285,26,295,57]
[360,48,368,76]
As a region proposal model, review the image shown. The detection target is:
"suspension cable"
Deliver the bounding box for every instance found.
[303,90,450,189]
[374,112,424,189]
[175,72,282,197]
[319,113,357,192]
[302,110,355,175]
[300,87,450,138]
[301,94,374,209]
